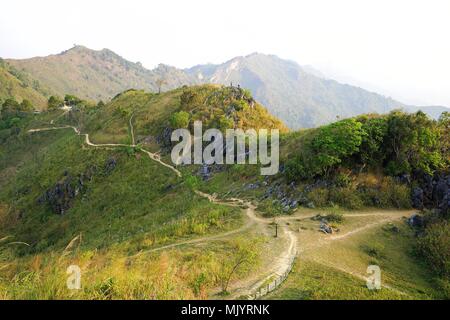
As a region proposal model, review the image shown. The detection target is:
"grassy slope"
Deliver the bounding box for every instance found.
[0,85,442,299]
[266,221,442,300]
[0,125,248,298]
[0,63,47,109]
[0,85,286,298]
[6,46,196,102]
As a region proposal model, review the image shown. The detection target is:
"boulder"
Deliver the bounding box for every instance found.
[319,221,333,234]
[412,187,424,209]
[104,157,117,174]
[407,214,424,228]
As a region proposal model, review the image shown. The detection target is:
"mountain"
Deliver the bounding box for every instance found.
[0,59,48,109]
[5,47,449,128]
[187,53,408,129]
[6,46,196,102]
[406,105,449,119]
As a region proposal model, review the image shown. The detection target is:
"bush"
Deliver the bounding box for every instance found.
[285,118,365,180]
[170,111,190,129]
[64,94,82,106]
[333,171,352,187]
[324,211,344,223]
[329,187,364,209]
[47,96,63,110]
[361,243,385,259]
[20,99,33,112]
[307,188,329,207]
[417,221,450,277]
[380,177,411,208]
[185,174,200,190]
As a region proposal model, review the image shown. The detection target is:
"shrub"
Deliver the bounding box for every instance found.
[361,243,385,259]
[170,111,190,129]
[333,171,352,187]
[185,174,200,190]
[19,99,33,112]
[324,211,344,223]
[64,94,82,106]
[307,188,329,208]
[380,177,411,208]
[417,221,450,277]
[48,96,64,110]
[285,118,365,180]
[329,187,364,209]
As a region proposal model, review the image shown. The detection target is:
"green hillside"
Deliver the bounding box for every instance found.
[0,85,447,299]
[0,59,48,109]
[0,85,285,299]
[7,46,196,102]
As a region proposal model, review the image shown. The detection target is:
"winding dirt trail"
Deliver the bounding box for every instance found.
[195,191,298,298]
[28,125,181,177]
[28,119,409,299]
[29,121,298,297]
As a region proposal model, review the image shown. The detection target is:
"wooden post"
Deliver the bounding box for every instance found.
[275,223,278,238]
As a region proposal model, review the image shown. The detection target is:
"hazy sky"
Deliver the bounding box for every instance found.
[1,0,449,106]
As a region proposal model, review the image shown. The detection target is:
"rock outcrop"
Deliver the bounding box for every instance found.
[38,157,117,215]
[412,172,450,217]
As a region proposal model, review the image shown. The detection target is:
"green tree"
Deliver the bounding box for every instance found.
[48,95,63,110]
[1,98,20,119]
[285,118,365,180]
[217,115,234,130]
[357,115,388,167]
[310,118,365,177]
[64,94,82,106]
[19,99,33,112]
[170,111,190,129]
[385,111,442,175]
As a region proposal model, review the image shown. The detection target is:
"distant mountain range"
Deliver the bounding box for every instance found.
[3,46,449,128]
[5,46,192,103]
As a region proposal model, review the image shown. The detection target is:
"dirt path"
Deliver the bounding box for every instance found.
[28,125,181,177]
[28,120,410,299]
[194,191,298,298]
[297,211,409,254]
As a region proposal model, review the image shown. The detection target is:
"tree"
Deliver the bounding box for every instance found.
[285,119,365,180]
[357,115,388,167]
[217,115,234,130]
[19,99,33,112]
[385,111,443,175]
[170,111,190,129]
[215,238,259,295]
[1,98,20,119]
[48,95,63,110]
[64,94,82,106]
[156,78,167,94]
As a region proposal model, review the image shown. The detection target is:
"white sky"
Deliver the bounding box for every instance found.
[1,0,449,106]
